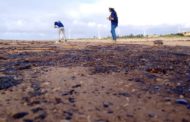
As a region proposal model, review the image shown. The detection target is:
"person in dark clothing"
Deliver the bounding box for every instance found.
[54,21,66,43]
[107,8,118,41]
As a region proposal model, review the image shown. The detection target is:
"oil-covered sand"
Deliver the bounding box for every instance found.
[0,39,190,122]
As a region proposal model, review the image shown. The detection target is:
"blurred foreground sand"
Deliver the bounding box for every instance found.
[0,38,190,122]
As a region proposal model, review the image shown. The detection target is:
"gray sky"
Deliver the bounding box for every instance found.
[0,0,190,40]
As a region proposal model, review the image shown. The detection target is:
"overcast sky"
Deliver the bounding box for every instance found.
[0,0,190,40]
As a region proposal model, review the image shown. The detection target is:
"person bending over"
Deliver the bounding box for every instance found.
[54,21,67,43]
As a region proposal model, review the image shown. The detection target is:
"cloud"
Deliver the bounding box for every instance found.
[0,0,190,40]
[87,22,96,27]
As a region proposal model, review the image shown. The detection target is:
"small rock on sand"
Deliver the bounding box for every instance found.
[176,99,188,105]
[12,112,29,119]
[154,40,163,45]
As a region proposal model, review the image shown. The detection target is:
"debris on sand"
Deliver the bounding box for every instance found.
[92,66,119,74]
[72,84,81,88]
[16,62,32,70]
[29,82,43,97]
[12,112,29,119]
[63,111,73,120]
[34,110,47,120]
[68,97,75,103]
[117,92,130,97]
[0,76,20,90]
[62,90,76,96]
[176,99,190,110]
[176,99,188,105]
[31,107,44,113]
[1,41,190,122]
[103,101,113,108]
[154,40,163,46]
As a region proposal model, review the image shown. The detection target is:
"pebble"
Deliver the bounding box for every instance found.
[55,97,63,104]
[62,90,75,96]
[68,97,75,103]
[63,111,73,120]
[103,102,113,108]
[118,92,130,97]
[30,82,42,97]
[31,107,43,113]
[148,112,156,118]
[72,84,81,88]
[135,78,144,83]
[107,110,113,114]
[103,103,109,108]
[34,111,47,120]
[176,99,188,105]
[164,97,171,102]
[12,112,29,119]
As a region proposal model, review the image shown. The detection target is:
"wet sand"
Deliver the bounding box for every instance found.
[0,39,190,122]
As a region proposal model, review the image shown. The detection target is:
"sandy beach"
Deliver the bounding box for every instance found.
[0,38,190,122]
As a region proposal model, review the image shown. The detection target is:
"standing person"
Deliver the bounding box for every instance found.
[107,8,118,41]
[54,21,67,43]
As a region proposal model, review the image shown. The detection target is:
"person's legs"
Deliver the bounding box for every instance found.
[58,28,62,42]
[55,29,60,43]
[111,24,117,41]
[62,28,67,42]
[60,28,67,42]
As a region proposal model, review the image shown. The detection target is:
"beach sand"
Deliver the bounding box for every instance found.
[0,38,190,122]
